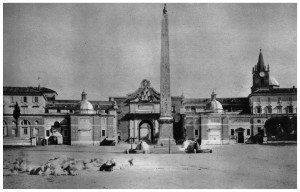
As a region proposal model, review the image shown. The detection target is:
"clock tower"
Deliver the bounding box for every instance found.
[251,49,270,93]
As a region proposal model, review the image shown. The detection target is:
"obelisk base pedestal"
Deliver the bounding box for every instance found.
[156,118,178,153]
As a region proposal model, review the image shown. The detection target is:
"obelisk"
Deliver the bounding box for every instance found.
[158,4,175,148]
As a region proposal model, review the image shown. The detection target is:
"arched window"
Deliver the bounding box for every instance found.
[11,121,16,135]
[20,120,31,136]
[3,121,8,137]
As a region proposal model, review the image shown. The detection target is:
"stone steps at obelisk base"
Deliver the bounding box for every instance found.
[150,144,185,154]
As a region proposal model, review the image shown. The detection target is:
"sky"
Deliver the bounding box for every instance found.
[3,3,297,100]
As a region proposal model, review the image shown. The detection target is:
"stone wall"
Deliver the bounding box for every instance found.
[107,116,115,138]
[93,117,101,145]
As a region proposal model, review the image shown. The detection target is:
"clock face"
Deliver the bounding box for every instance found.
[259,72,265,77]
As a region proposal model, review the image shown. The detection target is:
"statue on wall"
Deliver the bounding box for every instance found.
[139,79,153,102]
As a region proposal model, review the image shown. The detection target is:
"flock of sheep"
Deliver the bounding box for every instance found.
[3,157,118,176]
[3,141,212,177]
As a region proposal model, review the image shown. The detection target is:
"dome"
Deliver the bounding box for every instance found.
[205,91,223,113]
[269,76,280,87]
[75,91,95,114]
[205,100,223,113]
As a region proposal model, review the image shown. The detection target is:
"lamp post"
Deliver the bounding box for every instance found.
[130,137,135,151]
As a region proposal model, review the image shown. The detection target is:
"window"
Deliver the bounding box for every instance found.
[261,78,264,85]
[46,130,50,137]
[287,106,293,114]
[20,120,30,136]
[34,97,39,103]
[172,106,176,113]
[191,106,196,113]
[278,97,281,104]
[231,129,234,136]
[277,107,282,114]
[21,120,30,125]
[247,129,250,135]
[195,129,199,136]
[69,109,73,113]
[256,107,261,114]
[102,130,106,137]
[10,96,14,103]
[267,106,272,114]
[257,127,261,133]
[23,96,27,103]
[57,109,61,113]
[257,120,261,123]
[45,109,49,113]
[63,130,68,137]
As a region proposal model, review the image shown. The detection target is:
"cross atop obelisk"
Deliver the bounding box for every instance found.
[158,3,175,150]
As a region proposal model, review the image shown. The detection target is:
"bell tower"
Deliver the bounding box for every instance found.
[251,49,270,93]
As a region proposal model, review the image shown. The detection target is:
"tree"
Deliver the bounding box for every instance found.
[265,117,280,137]
[13,102,21,137]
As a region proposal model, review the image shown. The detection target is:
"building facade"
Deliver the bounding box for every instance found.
[179,50,297,144]
[3,88,118,146]
[3,50,297,146]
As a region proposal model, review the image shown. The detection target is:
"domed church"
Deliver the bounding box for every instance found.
[75,91,95,114]
[205,91,223,114]
[70,91,117,145]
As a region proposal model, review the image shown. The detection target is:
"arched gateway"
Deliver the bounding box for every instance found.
[125,79,161,144]
[139,120,154,142]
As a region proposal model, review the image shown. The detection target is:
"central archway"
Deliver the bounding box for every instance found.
[138,120,154,143]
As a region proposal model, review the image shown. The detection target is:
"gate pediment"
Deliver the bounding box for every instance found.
[126,79,160,103]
